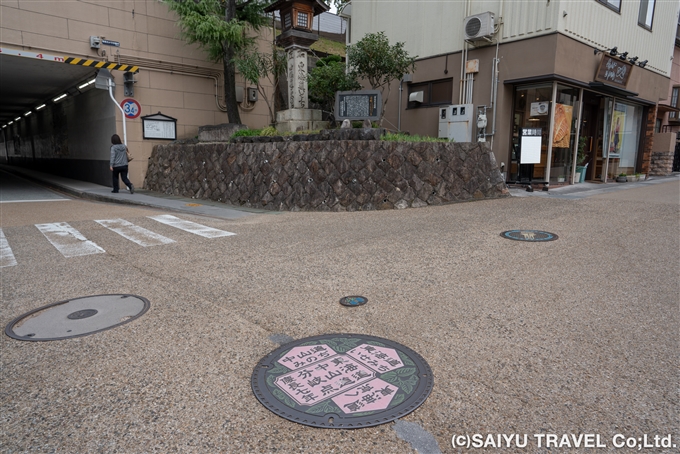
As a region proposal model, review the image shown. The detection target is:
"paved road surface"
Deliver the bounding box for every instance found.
[1,171,678,453]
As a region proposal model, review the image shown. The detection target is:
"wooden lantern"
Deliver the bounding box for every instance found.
[265,0,329,49]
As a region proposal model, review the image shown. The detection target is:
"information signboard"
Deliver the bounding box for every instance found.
[141,112,177,140]
[335,90,382,121]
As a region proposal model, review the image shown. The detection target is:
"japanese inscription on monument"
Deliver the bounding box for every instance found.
[335,90,382,121]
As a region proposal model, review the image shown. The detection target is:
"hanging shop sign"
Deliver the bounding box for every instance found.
[594,55,633,89]
[142,112,177,140]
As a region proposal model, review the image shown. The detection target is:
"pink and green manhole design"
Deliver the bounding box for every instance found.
[251,334,434,428]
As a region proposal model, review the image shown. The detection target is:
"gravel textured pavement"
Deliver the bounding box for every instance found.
[1,176,678,453]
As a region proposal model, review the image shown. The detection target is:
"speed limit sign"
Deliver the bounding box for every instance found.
[120,98,141,119]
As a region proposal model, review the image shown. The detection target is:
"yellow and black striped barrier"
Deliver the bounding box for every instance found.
[64,57,139,73]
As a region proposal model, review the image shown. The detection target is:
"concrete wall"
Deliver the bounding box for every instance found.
[145,138,509,211]
[0,0,276,186]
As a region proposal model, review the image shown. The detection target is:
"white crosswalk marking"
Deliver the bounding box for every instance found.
[148,214,236,238]
[35,222,105,258]
[95,218,175,247]
[1,228,18,267]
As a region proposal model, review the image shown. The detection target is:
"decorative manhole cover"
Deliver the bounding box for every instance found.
[252,333,434,429]
[500,230,558,242]
[339,296,367,307]
[5,294,150,341]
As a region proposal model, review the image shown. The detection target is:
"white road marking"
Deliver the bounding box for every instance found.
[95,218,175,247]
[148,214,236,238]
[0,199,70,203]
[0,229,17,267]
[35,222,105,258]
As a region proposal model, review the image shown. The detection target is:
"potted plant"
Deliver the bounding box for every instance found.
[575,135,589,183]
[557,175,566,183]
[627,174,638,182]
[616,173,627,183]
[637,173,646,181]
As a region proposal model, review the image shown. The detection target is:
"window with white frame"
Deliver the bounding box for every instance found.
[638,0,656,30]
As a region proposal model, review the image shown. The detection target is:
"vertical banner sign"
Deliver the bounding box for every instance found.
[552,104,573,149]
[608,103,626,158]
[520,128,542,164]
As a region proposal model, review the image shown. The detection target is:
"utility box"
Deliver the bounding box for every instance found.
[438,104,474,142]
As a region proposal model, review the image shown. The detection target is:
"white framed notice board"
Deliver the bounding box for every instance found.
[142,112,177,140]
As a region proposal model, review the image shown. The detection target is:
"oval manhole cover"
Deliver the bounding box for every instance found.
[339,296,367,307]
[252,333,434,428]
[5,294,150,341]
[500,230,558,242]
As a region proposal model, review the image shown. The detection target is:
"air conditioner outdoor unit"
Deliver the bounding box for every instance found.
[464,12,495,41]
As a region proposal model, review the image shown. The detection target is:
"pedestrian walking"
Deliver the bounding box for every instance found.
[109,134,134,194]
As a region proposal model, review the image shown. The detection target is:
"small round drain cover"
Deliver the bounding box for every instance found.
[5,294,150,341]
[500,230,558,242]
[252,333,433,429]
[339,296,367,307]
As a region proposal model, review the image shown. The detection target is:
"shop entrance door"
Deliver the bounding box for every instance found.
[580,91,606,181]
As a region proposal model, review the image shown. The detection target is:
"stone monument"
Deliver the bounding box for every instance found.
[264,0,329,133]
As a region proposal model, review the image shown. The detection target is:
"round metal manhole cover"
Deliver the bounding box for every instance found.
[252,333,434,429]
[5,294,150,341]
[339,296,368,307]
[500,230,558,242]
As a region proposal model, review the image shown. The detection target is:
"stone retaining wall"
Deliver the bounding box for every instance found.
[144,139,509,211]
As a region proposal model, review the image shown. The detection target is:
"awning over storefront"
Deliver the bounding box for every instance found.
[656,103,680,114]
[587,82,638,98]
[503,74,644,102]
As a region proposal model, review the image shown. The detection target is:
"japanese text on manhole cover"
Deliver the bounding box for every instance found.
[5,294,150,341]
[500,230,558,242]
[252,334,433,428]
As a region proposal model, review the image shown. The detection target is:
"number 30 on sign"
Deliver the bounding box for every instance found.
[121,98,141,119]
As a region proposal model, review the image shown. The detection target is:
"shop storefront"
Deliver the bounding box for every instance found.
[508,55,650,186]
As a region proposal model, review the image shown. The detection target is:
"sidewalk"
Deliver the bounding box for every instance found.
[2,163,678,213]
[508,173,680,199]
[0,164,273,220]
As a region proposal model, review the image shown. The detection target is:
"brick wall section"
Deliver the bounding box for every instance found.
[144,139,509,211]
[649,130,677,176]
[640,106,656,175]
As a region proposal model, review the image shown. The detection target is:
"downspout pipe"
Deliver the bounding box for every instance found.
[108,79,127,145]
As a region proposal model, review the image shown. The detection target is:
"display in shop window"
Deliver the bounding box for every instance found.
[552,104,573,149]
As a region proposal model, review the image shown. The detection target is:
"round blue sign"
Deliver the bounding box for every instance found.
[120,98,141,119]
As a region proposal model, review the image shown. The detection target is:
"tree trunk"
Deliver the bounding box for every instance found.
[224,0,242,124]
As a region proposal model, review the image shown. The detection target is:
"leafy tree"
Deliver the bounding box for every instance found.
[346,31,416,125]
[234,46,287,125]
[330,0,350,13]
[308,55,361,119]
[162,0,270,124]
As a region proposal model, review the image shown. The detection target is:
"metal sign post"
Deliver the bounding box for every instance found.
[95,69,127,145]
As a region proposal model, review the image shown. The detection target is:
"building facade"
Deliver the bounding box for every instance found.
[651,15,680,174]
[0,0,275,187]
[344,0,678,184]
